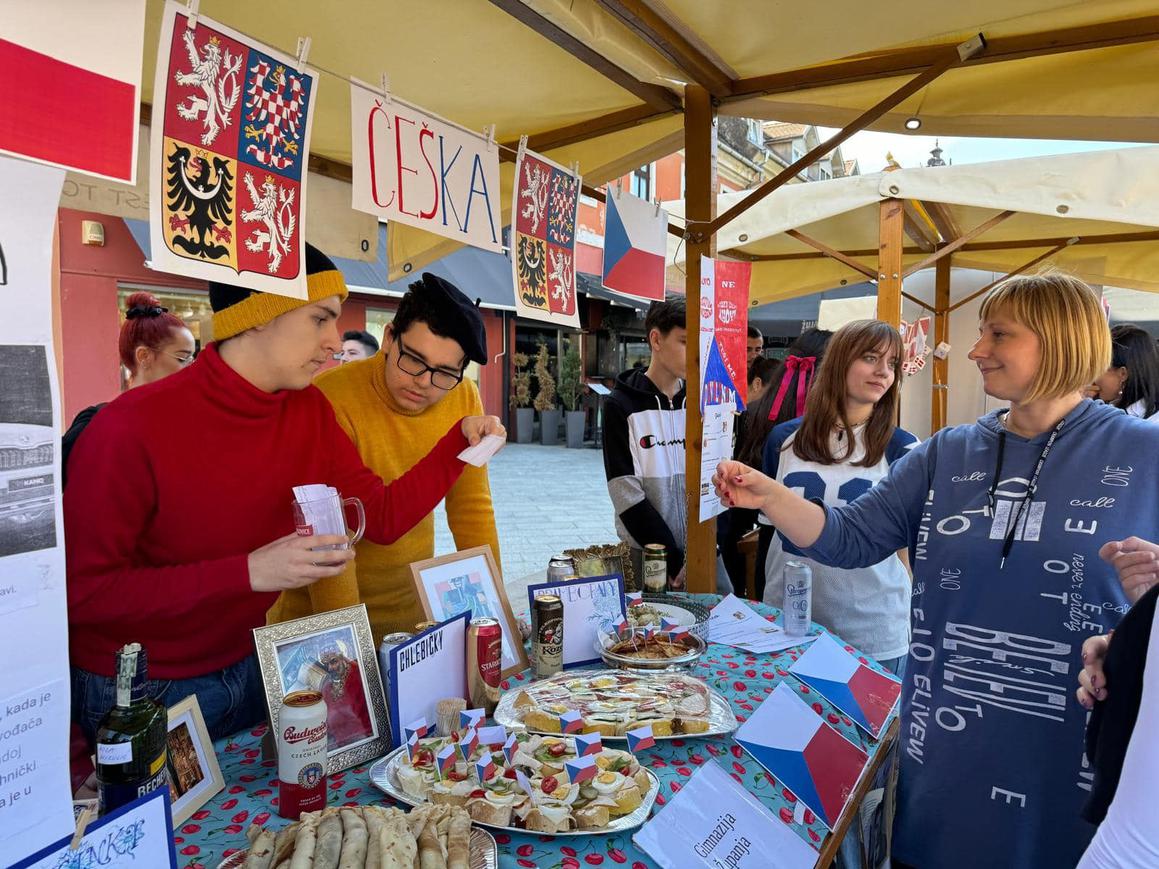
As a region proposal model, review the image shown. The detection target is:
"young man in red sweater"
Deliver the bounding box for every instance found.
[65,245,503,741]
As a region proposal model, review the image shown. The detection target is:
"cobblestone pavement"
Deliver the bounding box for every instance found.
[433,443,618,595]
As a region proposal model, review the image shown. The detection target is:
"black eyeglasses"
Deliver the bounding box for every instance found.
[394,334,464,390]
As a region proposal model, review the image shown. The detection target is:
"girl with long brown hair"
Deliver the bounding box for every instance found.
[760,319,916,676]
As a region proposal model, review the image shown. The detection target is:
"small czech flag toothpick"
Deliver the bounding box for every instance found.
[666,627,691,642]
[404,731,420,762]
[642,625,656,640]
[565,755,598,783]
[612,615,629,635]
[626,591,644,608]
[457,727,480,761]
[502,733,519,766]
[475,724,507,747]
[660,617,680,631]
[460,708,486,730]
[404,717,433,741]
[574,732,602,757]
[559,709,584,734]
[436,744,457,778]
[626,724,656,753]
[515,769,535,797]
[475,756,497,781]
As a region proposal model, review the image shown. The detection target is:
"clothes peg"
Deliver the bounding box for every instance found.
[484,125,496,151]
[185,0,199,29]
[379,73,392,102]
[295,36,312,73]
[517,134,528,162]
[70,804,95,850]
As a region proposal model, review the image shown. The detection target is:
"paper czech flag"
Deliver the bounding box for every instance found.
[612,615,630,636]
[565,755,598,784]
[788,634,902,739]
[436,744,457,779]
[626,725,656,754]
[660,617,680,631]
[457,728,480,761]
[515,769,535,797]
[405,718,433,741]
[404,731,420,763]
[574,732,602,757]
[502,734,519,766]
[475,756,497,782]
[601,191,667,302]
[476,724,507,747]
[461,708,487,730]
[559,710,584,734]
[626,592,644,608]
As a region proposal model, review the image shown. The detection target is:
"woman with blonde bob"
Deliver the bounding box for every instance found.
[713,272,1159,869]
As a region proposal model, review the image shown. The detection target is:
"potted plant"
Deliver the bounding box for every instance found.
[509,352,534,443]
[533,343,561,445]
[558,346,585,448]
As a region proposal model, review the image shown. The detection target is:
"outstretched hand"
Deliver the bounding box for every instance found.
[462,415,506,446]
[711,460,778,511]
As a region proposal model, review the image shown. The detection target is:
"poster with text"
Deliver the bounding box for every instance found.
[601,191,666,302]
[699,401,735,522]
[511,149,581,328]
[149,1,317,298]
[698,255,751,411]
[0,0,144,183]
[350,83,502,255]
[0,155,73,867]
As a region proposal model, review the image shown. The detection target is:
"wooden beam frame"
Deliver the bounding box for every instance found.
[594,0,734,98]
[726,15,1159,101]
[785,229,877,279]
[902,204,938,253]
[877,199,905,326]
[695,37,984,239]
[932,257,951,433]
[922,200,961,243]
[487,0,682,111]
[947,238,1078,313]
[902,210,1016,277]
[499,104,676,157]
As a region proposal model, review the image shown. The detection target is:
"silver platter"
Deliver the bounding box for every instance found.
[369,747,660,837]
[596,627,707,671]
[216,826,498,869]
[628,594,711,640]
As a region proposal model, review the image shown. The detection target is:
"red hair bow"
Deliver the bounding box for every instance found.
[768,355,816,421]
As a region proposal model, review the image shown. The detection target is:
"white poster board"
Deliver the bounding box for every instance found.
[387,613,470,748]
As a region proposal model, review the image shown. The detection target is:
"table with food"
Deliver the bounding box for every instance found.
[167,591,899,869]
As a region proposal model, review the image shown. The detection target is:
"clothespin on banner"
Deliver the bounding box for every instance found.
[484,125,496,152]
[295,36,312,73]
[615,179,623,200]
[70,803,96,850]
[516,134,528,164]
[184,0,200,30]
[654,198,662,217]
[570,161,580,183]
[379,74,392,104]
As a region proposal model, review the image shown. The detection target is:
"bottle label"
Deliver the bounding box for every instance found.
[97,742,133,765]
[98,761,168,815]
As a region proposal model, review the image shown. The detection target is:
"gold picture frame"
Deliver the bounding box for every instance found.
[253,604,391,775]
[564,542,635,591]
[409,545,529,679]
[165,694,224,827]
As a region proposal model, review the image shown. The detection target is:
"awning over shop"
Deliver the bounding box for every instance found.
[384,235,516,312]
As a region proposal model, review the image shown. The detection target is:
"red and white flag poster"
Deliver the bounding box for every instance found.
[149,0,318,298]
[698,256,751,410]
[511,149,581,329]
[0,0,144,182]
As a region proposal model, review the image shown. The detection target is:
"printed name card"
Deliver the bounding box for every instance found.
[527,574,625,668]
[632,761,816,869]
[387,612,470,747]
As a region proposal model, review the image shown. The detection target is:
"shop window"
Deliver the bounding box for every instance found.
[630,165,651,201]
[365,307,396,351]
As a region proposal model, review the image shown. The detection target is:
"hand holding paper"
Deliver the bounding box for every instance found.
[457,433,506,466]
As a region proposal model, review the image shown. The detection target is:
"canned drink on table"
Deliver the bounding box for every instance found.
[643,544,667,594]
[278,690,328,818]
[467,617,503,714]
[532,595,564,677]
[378,631,413,703]
[547,555,576,583]
[415,620,439,633]
[783,560,813,636]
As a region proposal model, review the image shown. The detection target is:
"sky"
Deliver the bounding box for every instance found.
[819,128,1147,174]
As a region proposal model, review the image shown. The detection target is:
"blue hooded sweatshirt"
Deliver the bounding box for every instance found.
[804,399,1159,868]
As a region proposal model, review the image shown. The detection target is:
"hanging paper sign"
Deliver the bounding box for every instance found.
[350,83,501,254]
[149,1,317,298]
[900,316,932,376]
[602,191,667,302]
[0,0,144,183]
[511,148,581,327]
[699,255,751,411]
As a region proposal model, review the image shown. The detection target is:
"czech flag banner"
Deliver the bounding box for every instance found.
[788,634,902,739]
[601,190,666,302]
[735,682,867,830]
[559,710,584,734]
[626,725,656,754]
[565,755,598,784]
[574,732,602,757]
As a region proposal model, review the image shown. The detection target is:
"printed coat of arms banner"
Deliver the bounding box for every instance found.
[149,1,317,298]
[511,149,581,328]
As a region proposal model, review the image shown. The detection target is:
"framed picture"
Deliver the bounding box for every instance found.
[253,605,391,774]
[565,542,635,590]
[165,695,224,827]
[410,545,529,679]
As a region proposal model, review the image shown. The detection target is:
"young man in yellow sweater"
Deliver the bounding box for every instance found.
[267,273,501,638]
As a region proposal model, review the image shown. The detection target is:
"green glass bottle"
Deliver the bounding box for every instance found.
[94,643,169,815]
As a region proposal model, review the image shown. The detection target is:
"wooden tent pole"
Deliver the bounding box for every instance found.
[877,199,904,326]
[932,256,951,433]
[683,85,717,594]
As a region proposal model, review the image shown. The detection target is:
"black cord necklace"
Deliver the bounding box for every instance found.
[986,410,1066,569]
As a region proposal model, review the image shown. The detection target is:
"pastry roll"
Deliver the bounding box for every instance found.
[243,827,275,869]
[446,810,472,869]
[313,809,343,869]
[337,807,369,869]
[288,812,319,869]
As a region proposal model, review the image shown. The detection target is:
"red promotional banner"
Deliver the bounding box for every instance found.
[699,257,752,410]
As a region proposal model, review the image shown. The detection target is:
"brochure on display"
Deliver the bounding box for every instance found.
[708,594,818,655]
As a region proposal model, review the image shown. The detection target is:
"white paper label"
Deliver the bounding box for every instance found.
[97,742,133,765]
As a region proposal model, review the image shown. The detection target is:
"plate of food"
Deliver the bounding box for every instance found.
[494,670,736,739]
[596,627,706,671]
[216,804,496,868]
[626,594,711,639]
[370,732,659,836]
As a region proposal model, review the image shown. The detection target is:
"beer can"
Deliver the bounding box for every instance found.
[643,544,668,594]
[277,690,328,818]
[415,620,440,633]
[532,595,564,677]
[783,560,813,637]
[466,617,503,714]
[378,631,413,705]
[547,555,576,583]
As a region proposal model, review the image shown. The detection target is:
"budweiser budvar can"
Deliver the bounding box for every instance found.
[467,617,502,714]
[278,690,328,818]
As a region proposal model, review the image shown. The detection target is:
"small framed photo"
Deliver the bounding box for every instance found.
[565,542,635,590]
[165,695,224,827]
[410,545,529,679]
[253,605,391,774]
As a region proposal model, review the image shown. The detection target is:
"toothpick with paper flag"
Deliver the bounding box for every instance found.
[625,591,644,608]
[626,724,656,754]
[660,617,680,631]
[612,614,630,636]
[404,731,420,763]
[458,727,480,761]
[475,756,497,781]
[666,627,691,642]
[461,708,486,730]
[502,733,519,766]
[515,769,535,797]
[559,709,584,734]
[405,717,433,741]
[788,633,902,739]
[436,744,457,779]
[565,754,598,784]
[574,732,602,757]
[476,724,507,747]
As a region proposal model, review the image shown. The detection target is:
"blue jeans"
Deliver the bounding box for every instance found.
[836,654,906,869]
[72,654,266,745]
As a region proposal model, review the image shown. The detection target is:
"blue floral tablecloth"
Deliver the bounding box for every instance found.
[178,595,893,869]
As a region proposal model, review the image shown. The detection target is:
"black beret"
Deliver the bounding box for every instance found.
[416,272,487,364]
